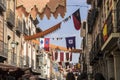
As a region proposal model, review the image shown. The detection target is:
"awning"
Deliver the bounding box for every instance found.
[24,23,61,40]
[50,44,82,53]
[16,0,66,20]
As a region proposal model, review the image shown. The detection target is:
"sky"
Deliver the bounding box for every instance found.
[37,0,89,63]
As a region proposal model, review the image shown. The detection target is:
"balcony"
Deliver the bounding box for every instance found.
[23,20,29,35]
[16,19,22,33]
[6,9,15,27]
[101,10,120,51]
[96,0,103,7]
[0,0,6,12]
[0,40,8,62]
[20,56,24,67]
[90,46,97,65]
[95,33,104,56]
[11,53,17,66]
[90,33,104,65]
[117,0,120,32]
[87,8,98,34]
[87,0,92,4]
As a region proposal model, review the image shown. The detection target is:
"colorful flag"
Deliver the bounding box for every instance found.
[70,53,72,61]
[55,51,58,61]
[72,9,81,30]
[65,36,76,49]
[40,38,50,51]
[60,52,64,62]
[103,24,108,41]
[66,52,69,61]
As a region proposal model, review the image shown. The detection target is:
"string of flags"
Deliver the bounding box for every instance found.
[52,51,73,62]
[62,8,81,30]
[37,8,81,31]
[39,36,76,51]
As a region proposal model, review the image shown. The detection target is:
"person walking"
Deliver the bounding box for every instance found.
[77,72,88,80]
[94,73,105,80]
[66,72,75,80]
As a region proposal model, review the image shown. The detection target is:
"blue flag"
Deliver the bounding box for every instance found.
[65,36,76,49]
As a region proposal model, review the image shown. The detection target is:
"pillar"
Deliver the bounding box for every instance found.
[106,57,114,80]
[112,51,120,80]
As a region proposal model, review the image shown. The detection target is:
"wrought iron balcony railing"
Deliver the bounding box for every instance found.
[95,33,104,56]
[90,47,96,65]
[88,8,98,34]
[0,40,8,62]
[16,19,22,33]
[0,0,6,12]
[23,20,29,35]
[19,56,24,68]
[11,53,17,66]
[6,9,15,27]
[117,0,120,32]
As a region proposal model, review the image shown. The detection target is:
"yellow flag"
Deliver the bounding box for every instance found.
[103,24,108,41]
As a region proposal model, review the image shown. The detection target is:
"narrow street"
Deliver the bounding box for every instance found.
[0,0,120,80]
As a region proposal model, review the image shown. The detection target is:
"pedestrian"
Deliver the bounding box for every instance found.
[66,72,75,80]
[77,72,88,80]
[94,73,105,80]
[109,77,114,80]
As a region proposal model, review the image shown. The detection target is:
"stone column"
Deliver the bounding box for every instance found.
[106,57,114,80]
[112,51,120,80]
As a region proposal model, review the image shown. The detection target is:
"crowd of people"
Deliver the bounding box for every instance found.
[66,71,114,80]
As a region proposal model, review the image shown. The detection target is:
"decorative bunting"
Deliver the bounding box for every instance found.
[63,16,71,22]
[24,9,81,40]
[52,51,73,63]
[24,23,61,40]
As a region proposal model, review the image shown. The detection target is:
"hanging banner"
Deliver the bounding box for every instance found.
[60,52,64,62]
[72,9,81,30]
[65,36,76,49]
[40,38,50,51]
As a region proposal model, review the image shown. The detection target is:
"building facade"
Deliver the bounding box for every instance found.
[80,21,92,79]
[86,0,120,80]
[0,0,42,79]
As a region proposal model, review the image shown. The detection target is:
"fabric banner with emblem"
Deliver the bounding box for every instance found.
[65,36,76,49]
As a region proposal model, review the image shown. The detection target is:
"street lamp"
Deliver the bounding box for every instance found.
[11,41,19,49]
[11,41,16,49]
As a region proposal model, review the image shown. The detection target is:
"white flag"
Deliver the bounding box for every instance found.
[40,38,44,49]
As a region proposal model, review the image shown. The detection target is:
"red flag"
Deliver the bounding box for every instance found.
[72,9,81,30]
[66,52,69,61]
[60,52,64,62]
[70,53,72,61]
[44,38,50,51]
[55,51,58,61]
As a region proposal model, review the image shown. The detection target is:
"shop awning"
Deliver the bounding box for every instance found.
[16,0,66,20]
